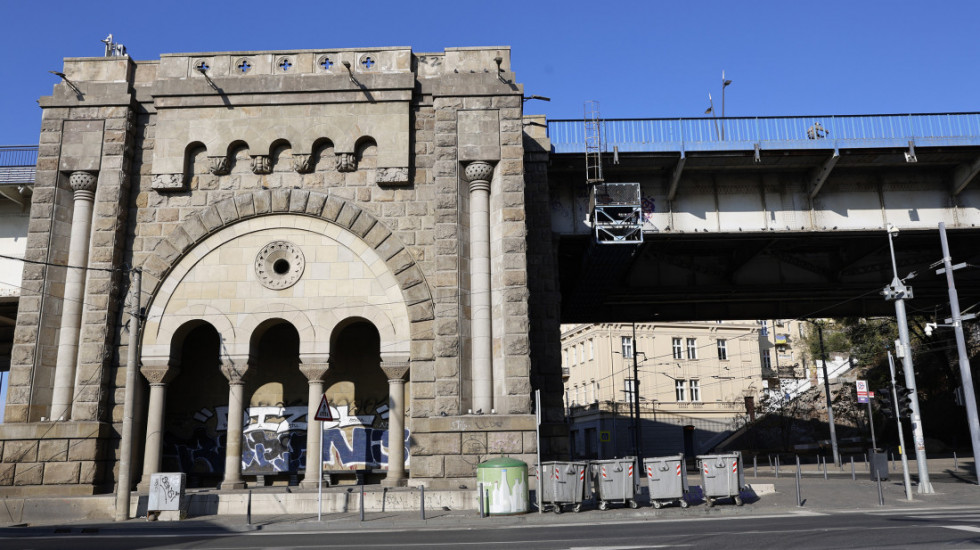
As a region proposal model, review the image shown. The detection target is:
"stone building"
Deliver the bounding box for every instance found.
[560,321,775,458]
[0,46,565,496]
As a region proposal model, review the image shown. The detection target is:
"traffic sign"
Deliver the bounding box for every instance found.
[314,395,333,421]
[856,380,869,404]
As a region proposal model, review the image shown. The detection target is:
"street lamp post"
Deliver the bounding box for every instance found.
[884,225,933,493]
[721,70,732,139]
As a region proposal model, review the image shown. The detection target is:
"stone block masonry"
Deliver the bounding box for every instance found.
[0,45,565,498]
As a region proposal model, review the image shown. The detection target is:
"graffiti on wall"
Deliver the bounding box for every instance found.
[163,402,410,477]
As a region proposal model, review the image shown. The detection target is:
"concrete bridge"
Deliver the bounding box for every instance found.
[544,114,980,321]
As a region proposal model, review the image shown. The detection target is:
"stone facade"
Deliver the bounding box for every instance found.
[0,46,565,496]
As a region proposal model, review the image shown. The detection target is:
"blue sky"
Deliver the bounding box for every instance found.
[1,1,977,145]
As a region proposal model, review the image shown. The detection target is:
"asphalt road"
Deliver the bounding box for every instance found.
[7,506,980,550]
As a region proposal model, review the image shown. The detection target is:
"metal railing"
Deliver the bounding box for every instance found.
[0,145,38,185]
[547,113,980,154]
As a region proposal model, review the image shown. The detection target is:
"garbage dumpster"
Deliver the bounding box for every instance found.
[644,454,689,509]
[540,461,588,513]
[869,449,889,482]
[697,452,745,507]
[590,457,639,510]
[476,457,529,515]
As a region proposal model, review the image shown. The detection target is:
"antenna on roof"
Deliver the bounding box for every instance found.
[101,34,127,57]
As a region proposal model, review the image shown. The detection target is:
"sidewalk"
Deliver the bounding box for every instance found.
[2,457,976,536]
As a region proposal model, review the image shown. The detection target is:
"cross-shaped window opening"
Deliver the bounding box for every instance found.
[320,57,333,70]
[278,58,292,72]
[196,61,210,72]
[361,56,375,69]
[237,59,252,73]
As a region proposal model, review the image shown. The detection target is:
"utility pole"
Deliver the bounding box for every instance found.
[115,268,141,521]
[816,322,840,466]
[884,226,933,493]
[937,222,980,484]
[888,352,914,500]
[631,323,643,466]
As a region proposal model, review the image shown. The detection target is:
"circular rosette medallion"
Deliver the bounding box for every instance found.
[255,241,305,290]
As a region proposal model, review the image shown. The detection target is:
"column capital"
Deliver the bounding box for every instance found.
[300,363,330,382]
[68,171,97,194]
[463,160,494,192]
[219,356,252,384]
[208,155,230,175]
[140,358,180,385]
[381,361,410,381]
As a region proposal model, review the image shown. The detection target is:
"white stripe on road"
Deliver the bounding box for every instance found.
[942,525,980,534]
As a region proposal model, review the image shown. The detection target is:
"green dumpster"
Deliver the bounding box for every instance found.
[476,457,529,515]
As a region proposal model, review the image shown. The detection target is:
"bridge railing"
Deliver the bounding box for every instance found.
[0,145,39,185]
[547,113,980,153]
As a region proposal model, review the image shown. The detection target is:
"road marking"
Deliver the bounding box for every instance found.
[942,525,980,534]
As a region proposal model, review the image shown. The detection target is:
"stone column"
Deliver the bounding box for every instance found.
[51,171,97,421]
[381,361,410,487]
[464,161,495,413]
[220,358,251,490]
[136,359,179,492]
[299,361,329,489]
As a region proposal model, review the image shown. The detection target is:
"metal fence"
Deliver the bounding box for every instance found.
[0,145,39,185]
[547,113,980,153]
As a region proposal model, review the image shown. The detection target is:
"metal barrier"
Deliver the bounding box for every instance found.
[547,113,980,154]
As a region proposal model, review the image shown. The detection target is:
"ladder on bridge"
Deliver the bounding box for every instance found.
[584,101,643,245]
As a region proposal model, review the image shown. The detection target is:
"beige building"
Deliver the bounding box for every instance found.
[561,320,809,458]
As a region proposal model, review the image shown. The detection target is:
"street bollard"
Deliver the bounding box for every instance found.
[775,455,780,478]
[420,486,426,520]
[768,454,773,469]
[864,453,868,471]
[954,452,959,471]
[796,455,803,507]
[478,482,485,518]
[360,485,365,522]
[890,452,895,472]
[246,489,252,526]
[382,487,387,513]
[875,469,885,506]
[754,455,758,478]
[851,456,856,481]
[823,456,828,480]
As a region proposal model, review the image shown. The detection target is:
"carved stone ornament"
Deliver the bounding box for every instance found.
[220,359,251,384]
[251,155,272,175]
[376,167,409,184]
[68,171,97,192]
[151,173,185,191]
[463,161,494,184]
[292,153,314,174]
[208,155,230,175]
[255,240,306,290]
[299,362,330,381]
[336,152,357,173]
[140,362,180,384]
[381,362,410,381]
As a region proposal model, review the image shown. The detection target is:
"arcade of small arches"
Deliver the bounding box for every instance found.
[185,136,379,178]
[130,192,426,488]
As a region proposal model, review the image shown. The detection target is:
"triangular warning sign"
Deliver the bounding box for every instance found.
[314,395,333,421]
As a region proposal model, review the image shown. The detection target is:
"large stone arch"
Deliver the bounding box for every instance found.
[140,190,431,365]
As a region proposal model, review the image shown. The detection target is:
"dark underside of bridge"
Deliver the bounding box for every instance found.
[552,146,980,322]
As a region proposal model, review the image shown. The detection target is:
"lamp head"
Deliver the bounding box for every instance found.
[887,224,899,236]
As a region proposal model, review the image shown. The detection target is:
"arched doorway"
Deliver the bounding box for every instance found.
[243,320,307,485]
[161,322,226,488]
[320,320,391,481]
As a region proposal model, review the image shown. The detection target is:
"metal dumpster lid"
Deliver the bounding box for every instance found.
[477,457,527,468]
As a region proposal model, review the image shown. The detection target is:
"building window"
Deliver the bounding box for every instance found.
[686,338,697,360]
[760,321,769,337]
[672,337,683,359]
[675,379,686,401]
[579,385,585,404]
[624,378,636,403]
[580,343,586,364]
[717,339,728,361]
[564,388,570,407]
[690,379,701,402]
[571,385,577,405]
[593,380,599,402]
[563,349,568,368]
[589,339,594,361]
[622,336,634,358]
[571,346,577,365]
[762,349,772,370]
